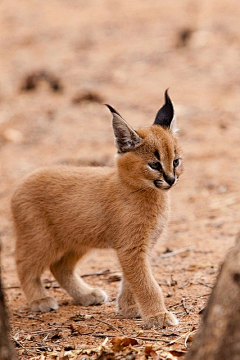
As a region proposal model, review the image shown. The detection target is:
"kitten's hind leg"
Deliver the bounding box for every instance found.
[50,251,107,306]
[16,251,58,313]
[117,276,141,318]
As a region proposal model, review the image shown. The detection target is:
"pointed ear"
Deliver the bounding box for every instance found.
[105,104,143,153]
[154,90,178,133]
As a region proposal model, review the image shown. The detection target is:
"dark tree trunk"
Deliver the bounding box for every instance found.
[185,236,240,360]
[0,262,17,360]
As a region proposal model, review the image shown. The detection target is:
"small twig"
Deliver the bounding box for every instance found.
[135,336,171,343]
[28,328,61,336]
[161,246,195,258]
[181,298,190,314]
[89,333,117,338]
[43,333,51,342]
[90,333,173,343]
[168,334,185,346]
[96,337,109,353]
[196,281,213,289]
[13,338,35,355]
[153,329,179,338]
[169,293,210,310]
[168,328,196,347]
[13,313,44,322]
[184,330,197,347]
[93,317,123,334]
[21,326,69,335]
[2,286,20,289]
[195,293,210,298]
[168,303,181,309]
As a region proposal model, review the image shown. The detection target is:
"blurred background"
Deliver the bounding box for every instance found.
[1,0,240,170]
[1,0,240,234]
[0,0,240,356]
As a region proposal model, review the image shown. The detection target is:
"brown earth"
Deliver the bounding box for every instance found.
[0,1,240,359]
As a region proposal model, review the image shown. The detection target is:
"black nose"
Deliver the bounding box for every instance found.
[164,175,175,186]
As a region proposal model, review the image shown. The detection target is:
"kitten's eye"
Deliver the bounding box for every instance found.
[173,158,181,167]
[149,162,162,171]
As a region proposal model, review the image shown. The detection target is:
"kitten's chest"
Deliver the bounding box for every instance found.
[149,197,170,245]
[150,214,167,245]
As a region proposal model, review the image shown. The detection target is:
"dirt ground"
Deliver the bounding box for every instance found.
[0,1,240,359]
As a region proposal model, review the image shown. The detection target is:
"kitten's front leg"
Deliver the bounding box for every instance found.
[117,248,178,329]
[117,275,141,318]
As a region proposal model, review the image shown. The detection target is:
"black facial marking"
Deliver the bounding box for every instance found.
[154,180,161,188]
[154,150,160,160]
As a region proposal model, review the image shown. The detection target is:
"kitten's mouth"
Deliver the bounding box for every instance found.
[153,180,171,190]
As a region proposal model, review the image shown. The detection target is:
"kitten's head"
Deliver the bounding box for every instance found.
[106,90,183,191]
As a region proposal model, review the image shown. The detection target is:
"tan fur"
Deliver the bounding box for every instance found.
[12,102,183,328]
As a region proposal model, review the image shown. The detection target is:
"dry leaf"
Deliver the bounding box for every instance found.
[145,345,158,359]
[111,336,138,352]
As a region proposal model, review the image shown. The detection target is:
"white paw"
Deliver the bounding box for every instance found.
[144,311,178,329]
[76,289,108,306]
[30,297,59,312]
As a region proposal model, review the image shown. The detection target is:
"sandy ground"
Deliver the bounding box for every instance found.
[0,0,240,359]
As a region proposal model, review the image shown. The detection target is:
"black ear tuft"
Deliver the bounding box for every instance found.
[105,104,122,117]
[153,89,174,128]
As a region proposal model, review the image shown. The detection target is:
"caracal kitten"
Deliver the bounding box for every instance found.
[12,90,183,328]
